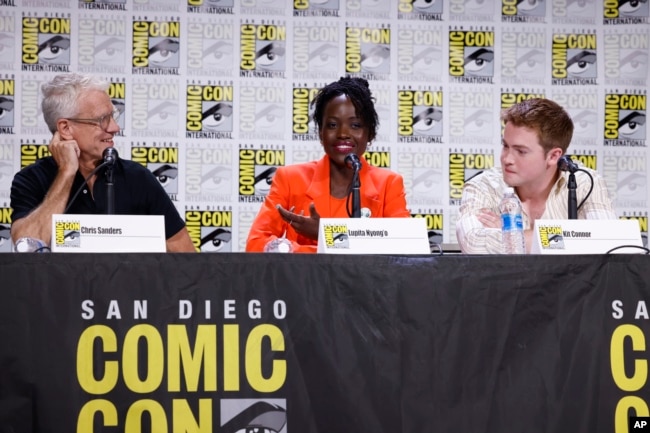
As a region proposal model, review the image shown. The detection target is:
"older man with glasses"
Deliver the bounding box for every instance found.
[9,72,194,252]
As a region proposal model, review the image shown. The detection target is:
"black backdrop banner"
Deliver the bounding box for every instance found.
[1,253,649,433]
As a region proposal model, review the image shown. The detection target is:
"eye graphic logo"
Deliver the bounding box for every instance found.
[131,145,180,196]
[0,84,15,130]
[604,93,646,147]
[449,151,495,205]
[345,25,391,79]
[240,23,287,78]
[539,226,565,250]
[449,30,495,83]
[185,210,233,253]
[132,20,181,74]
[397,89,444,143]
[22,16,71,70]
[324,224,350,249]
[238,148,285,202]
[0,206,11,253]
[186,84,235,139]
[552,33,598,84]
[54,221,81,248]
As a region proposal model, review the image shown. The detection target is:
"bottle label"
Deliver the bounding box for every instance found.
[502,213,523,231]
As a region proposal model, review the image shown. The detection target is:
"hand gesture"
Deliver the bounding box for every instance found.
[277,203,321,241]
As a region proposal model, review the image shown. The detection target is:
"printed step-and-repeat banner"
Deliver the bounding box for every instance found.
[0,0,648,252]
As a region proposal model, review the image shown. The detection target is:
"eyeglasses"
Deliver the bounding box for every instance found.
[67,108,121,130]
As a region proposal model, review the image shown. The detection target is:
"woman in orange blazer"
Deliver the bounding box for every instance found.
[246,76,410,253]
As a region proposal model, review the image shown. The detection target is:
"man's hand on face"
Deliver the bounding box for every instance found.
[49,131,80,175]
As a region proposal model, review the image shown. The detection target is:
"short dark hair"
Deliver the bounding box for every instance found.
[501,98,574,154]
[311,76,379,142]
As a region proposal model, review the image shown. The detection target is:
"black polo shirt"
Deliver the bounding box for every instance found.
[10,157,185,239]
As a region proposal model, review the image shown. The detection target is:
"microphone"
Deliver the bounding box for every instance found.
[558,155,579,219]
[102,147,118,215]
[557,155,579,173]
[103,147,118,166]
[345,153,362,171]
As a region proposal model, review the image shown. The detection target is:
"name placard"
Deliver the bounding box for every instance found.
[317,218,430,254]
[531,219,643,254]
[51,214,166,253]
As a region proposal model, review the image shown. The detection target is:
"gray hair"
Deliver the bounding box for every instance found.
[41,73,109,134]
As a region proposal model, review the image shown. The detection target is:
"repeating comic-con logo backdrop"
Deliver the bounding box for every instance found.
[0,0,648,251]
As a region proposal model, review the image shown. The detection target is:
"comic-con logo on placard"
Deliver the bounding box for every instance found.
[551,31,598,85]
[187,17,234,77]
[238,145,285,203]
[501,27,546,85]
[292,84,319,141]
[79,0,127,11]
[412,210,443,253]
[22,13,71,72]
[397,24,443,83]
[186,82,234,139]
[132,18,180,75]
[538,225,565,250]
[604,29,649,87]
[187,0,234,14]
[397,87,443,143]
[604,0,649,24]
[293,23,339,79]
[185,207,233,253]
[449,149,495,206]
[449,86,494,145]
[54,220,81,248]
[185,142,233,203]
[240,21,287,79]
[502,0,546,22]
[0,77,15,134]
[131,79,179,137]
[345,23,391,81]
[294,0,340,17]
[0,204,11,253]
[449,27,495,84]
[20,142,50,169]
[603,92,646,147]
[323,223,350,249]
[398,0,443,20]
[77,14,127,74]
[131,143,180,200]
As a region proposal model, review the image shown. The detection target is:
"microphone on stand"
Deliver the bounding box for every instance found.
[557,155,578,219]
[102,147,118,215]
[345,153,362,218]
[557,155,579,173]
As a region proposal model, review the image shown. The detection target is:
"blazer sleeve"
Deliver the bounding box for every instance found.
[245,167,317,253]
[381,172,410,217]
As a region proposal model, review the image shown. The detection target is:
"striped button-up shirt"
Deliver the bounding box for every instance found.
[456,166,617,254]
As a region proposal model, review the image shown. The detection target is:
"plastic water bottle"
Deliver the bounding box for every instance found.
[499,187,526,254]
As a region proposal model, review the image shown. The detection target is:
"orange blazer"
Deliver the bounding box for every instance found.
[246,155,410,253]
